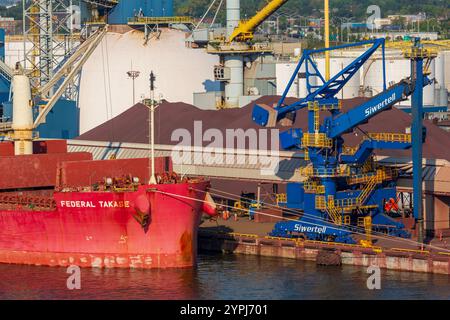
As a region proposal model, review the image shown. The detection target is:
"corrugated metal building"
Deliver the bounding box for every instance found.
[107,0,174,25]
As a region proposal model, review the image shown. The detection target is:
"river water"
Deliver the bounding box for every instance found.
[0,253,449,300]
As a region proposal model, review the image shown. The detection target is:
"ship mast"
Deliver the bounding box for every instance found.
[149,71,157,185]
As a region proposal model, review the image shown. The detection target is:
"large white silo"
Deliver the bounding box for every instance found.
[78,28,220,134]
[435,51,448,107]
[444,51,450,92]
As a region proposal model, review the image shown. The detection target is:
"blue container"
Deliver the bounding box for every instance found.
[108,0,174,25]
[36,99,80,139]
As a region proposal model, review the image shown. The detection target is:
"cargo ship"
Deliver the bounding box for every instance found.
[0,140,213,269]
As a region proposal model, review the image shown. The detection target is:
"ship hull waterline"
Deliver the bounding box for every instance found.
[0,181,209,269]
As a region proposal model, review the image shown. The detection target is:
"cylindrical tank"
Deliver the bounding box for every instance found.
[434,87,441,107]
[226,0,240,39]
[224,55,244,108]
[276,63,296,97]
[444,51,450,91]
[435,52,445,88]
[440,87,448,107]
[11,74,33,155]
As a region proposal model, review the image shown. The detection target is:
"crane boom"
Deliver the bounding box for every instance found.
[228,0,289,42]
[326,81,412,138]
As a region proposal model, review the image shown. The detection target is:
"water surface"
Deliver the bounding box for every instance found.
[0,254,449,300]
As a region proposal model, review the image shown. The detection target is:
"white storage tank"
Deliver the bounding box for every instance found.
[275,62,299,98]
[444,51,450,92]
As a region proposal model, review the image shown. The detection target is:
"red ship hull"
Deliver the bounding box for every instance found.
[0,181,209,269]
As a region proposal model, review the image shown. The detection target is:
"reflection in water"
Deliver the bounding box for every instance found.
[0,254,449,300]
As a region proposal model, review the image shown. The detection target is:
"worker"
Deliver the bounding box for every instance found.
[249,208,255,221]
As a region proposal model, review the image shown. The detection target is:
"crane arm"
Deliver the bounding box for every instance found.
[326,76,430,139]
[228,0,289,42]
[252,39,386,127]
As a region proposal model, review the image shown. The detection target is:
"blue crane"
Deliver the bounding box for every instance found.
[252,38,435,244]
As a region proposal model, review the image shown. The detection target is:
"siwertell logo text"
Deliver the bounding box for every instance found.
[294,224,327,234]
[364,93,396,117]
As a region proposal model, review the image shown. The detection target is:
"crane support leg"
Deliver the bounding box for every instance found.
[411,55,424,244]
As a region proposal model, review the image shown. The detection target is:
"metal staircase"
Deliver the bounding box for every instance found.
[326,196,342,225]
[357,174,378,206]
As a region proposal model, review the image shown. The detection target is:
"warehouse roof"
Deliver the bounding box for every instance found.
[77,96,450,161]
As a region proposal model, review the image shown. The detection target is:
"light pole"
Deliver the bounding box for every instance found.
[126,65,140,106]
[324,0,330,81]
[147,71,158,185]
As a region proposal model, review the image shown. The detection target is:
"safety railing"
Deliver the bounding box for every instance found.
[403,47,438,59]
[299,165,350,178]
[304,149,310,160]
[366,133,412,143]
[315,196,326,210]
[0,194,56,210]
[83,0,118,7]
[391,248,430,255]
[307,101,342,111]
[128,16,194,25]
[347,167,397,185]
[276,193,287,204]
[302,133,333,148]
[303,181,325,194]
[85,17,107,25]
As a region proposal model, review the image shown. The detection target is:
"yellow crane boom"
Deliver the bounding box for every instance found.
[228,0,289,42]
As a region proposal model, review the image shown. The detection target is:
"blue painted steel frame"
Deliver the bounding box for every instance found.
[251,38,431,243]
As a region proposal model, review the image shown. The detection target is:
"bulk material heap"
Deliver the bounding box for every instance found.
[252,38,436,244]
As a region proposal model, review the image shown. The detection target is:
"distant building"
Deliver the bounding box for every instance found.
[373,18,392,30]
[361,31,439,41]
[388,13,427,24]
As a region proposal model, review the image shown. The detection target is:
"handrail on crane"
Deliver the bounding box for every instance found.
[228,0,289,43]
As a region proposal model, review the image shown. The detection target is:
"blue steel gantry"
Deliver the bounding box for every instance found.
[252,38,436,244]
